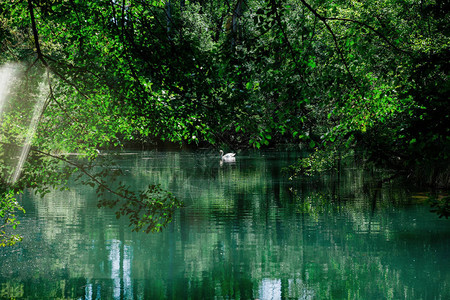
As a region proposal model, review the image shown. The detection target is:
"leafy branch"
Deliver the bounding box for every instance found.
[0,190,25,247]
[29,147,183,233]
[325,17,412,55]
[299,0,358,87]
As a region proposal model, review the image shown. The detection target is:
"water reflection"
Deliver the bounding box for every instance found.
[0,150,449,299]
[107,240,133,299]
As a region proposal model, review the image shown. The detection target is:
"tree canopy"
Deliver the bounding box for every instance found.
[1,0,449,244]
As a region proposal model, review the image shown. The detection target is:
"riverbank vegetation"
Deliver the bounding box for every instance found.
[1,0,448,243]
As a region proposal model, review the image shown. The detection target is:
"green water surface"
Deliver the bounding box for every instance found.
[0,150,449,299]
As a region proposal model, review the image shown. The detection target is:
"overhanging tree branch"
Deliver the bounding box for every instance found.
[25,146,137,204]
[299,0,358,87]
[269,0,306,84]
[325,17,412,55]
[27,0,47,67]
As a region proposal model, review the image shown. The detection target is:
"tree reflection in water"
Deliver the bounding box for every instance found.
[0,151,449,299]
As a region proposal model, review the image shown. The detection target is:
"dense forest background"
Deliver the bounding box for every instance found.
[1,0,449,245]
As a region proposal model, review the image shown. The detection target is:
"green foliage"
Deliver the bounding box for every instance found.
[70,154,184,233]
[3,0,447,155]
[0,0,449,243]
[429,195,450,219]
[0,189,25,247]
[81,163,184,233]
[111,184,180,233]
[287,148,339,178]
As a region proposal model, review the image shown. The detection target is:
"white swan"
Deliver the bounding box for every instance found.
[220,150,236,162]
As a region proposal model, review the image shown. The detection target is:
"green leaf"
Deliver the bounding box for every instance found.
[307,60,316,68]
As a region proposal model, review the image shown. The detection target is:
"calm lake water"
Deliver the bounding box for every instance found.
[1,150,449,299]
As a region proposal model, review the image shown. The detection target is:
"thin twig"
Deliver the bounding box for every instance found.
[30,147,137,202]
[326,17,412,55]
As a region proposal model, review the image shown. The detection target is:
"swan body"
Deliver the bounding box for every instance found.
[220,150,236,162]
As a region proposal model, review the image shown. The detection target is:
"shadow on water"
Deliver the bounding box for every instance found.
[0,150,449,299]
